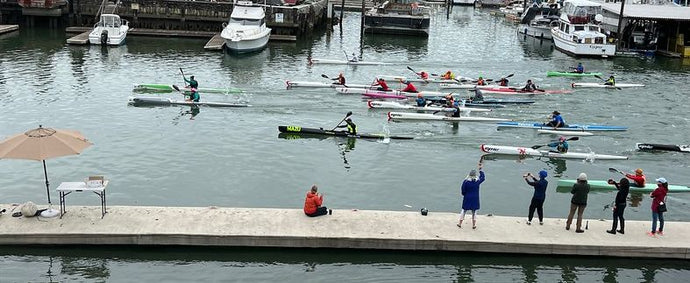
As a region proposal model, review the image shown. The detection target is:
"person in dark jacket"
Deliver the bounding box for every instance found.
[457,163,485,229]
[524,170,548,225]
[649,177,669,237]
[303,185,331,217]
[566,173,590,233]
[606,178,630,234]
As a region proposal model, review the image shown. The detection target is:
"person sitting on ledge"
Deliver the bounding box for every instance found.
[304,184,331,217]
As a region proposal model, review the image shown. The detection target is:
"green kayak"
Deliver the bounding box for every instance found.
[546,71,603,77]
[556,179,690,193]
[133,83,243,94]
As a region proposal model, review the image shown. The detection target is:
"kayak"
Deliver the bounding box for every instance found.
[537,129,594,136]
[377,75,467,84]
[556,179,690,193]
[439,84,511,90]
[636,143,690,153]
[387,112,511,122]
[497,122,628,131]
[479,144,628,160]
[133,83,244,94]
[127,96,249,108]
[285,81,373,89]
[459,98,535,104]
[277,126,413,140]
[546,71,603,77]
[362,90,449,99]
[308,58,386,65]
[366,100,492,112]
[571,83,645,88]
[478,88,574,95]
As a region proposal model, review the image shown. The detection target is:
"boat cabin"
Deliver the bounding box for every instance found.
[95,14,123,28]
[229,1,266,26]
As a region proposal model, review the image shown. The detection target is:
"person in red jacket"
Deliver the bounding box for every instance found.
[400,80,418,93]
[625,168,646,187]
[303,185,331,217]
[372,78,390,91]
[648,178,669,236]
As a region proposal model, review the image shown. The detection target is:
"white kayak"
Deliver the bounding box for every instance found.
[571,83,645,88]
[387,112,511,122]
[377,75,470,84]
[367,100,492,112]
[479,144,628,160]
[537,129,594,136]
[334,87,450,98]
[309,58,386,65]
[438,83,511,90]
[128,96,250,108]
[285,81,373,89]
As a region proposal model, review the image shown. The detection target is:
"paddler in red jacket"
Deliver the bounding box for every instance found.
[400,80,418,93]
[332,72,346,85]
[626,168,646,187]
[303,185,331,217]
[416,71,429,80]
[372,78,390,91]
[476,77,486,86]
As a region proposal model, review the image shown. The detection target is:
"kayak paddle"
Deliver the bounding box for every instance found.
[608,167,626,176]
[331,111,353,131]
[530,136,579,149]
[593,74,622,90]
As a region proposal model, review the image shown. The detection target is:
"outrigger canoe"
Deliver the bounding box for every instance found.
[278,126,413,140]
[387,112,511,122]
[478,88,574,95]
[546,71,602,77]
[128,96,249,108]
[557,179,690,193]
[285,81,374,89]
[479,144,628,160]
[133,84,243,94]
[367,100,492,112]
[636,143,690,153]
[571,83,645,88]
[497,122,628,131]
[308,58,386,65]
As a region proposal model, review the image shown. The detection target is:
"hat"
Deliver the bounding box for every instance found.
[552,111,560,115]
[378,78,385,81]
[577,173,587,181]
[656,177,667,184]
[190,75,195,79]
[559,136,566,142]
[635,168,643,175]
[469,170,477,177]
[539,170,548,178]
[478,76,483,79]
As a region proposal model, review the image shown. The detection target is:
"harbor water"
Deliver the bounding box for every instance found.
[1,7,689,281]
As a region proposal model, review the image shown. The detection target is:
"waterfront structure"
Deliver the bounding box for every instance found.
[363,0,431,37]
[551,0,616,57]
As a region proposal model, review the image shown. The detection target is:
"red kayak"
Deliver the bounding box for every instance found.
[479,88,573,95]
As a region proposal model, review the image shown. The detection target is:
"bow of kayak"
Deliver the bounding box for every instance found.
[636,143,690,152]
[557,179,690,193]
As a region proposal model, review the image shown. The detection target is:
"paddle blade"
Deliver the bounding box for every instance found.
[321,74,329,79]
[531,145,544,149]
[608,167,619,173]
[568,137,580,141]
[407,66,416,73]
[505,73,514,78]
[346,111,353,117]
[594,74,604,81]
[172,85,181,92]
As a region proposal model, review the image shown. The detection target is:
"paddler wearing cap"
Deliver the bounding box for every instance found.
[400,79,418,93]
[545,111,565,128]
[337,117,357,135]
[547,136,569,153]
[624,168,646,187]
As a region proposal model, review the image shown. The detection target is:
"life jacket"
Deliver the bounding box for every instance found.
[477,79,485,86]
[403,83,417,93]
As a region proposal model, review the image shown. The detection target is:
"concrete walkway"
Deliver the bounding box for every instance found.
[0,25,19,35]
[0,205,687,259]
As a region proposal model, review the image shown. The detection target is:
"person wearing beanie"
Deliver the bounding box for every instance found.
[606,178,630,235]
[649,177,669,236]
[458,163,485,229]
[523,170,548,225]
[566,172,590,233]
[625,168,646,187]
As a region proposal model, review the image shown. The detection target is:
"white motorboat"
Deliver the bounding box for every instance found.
[221,1,271,53]
[550,0,615,57]
[88,14,129,46]
[517,4,560,39]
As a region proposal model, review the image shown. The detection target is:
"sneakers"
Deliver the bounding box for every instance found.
[526,221,531,225]
[647,231,656,237]
[575,229,585,233]
[616,230,624,234]
[657,231,664,236]
[328,209,332,215]
[565,226,570,231]
[539,222,544,225]
[606,230,616,235]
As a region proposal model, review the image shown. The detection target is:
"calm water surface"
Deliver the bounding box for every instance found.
[1,7,689,281]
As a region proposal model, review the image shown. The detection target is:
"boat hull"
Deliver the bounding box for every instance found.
[636,143,690,152]
[285,81,373,89]
[497,122,627,131]
[551,26,616,57]
[278,126,413,140]
[387,112,510,122]
[133,84,243,94]
[128,96,249,108]
[557,180,690,193]
[308,58,386,65]
[480,144,628,160]
[479,88,573,95]
[546,71,602,77]
[518,24,552,39]
[571,83,645,88]
[367,101,491,112]
[224,34,270,53]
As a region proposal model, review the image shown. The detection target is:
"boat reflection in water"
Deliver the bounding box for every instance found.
[517,35,554,59]
[479,153,566,177]
[362,34,429,59]
[278,132,357,170]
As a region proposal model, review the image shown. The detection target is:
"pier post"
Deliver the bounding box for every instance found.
[340,0,345,26]
[615,0,626,48]
[360,0,365,36]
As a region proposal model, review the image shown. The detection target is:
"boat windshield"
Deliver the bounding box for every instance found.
[589,26,600,32]
[229,18,262,26]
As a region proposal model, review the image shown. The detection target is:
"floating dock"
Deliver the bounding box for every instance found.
[0,25,19,35]
[66,30,90,44]
[0,205,687,260]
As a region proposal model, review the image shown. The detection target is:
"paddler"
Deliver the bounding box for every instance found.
[521,79,537,92]
[372,78,390,91]
[625,168,646,187]
[400,79,418,93]
[332,72,346,85]
[184,75,199,89]
[471,88,484,101]
[349,53,359,62]
[442,70,455,80]
[416,71,430,80]
[415,93,427,107]
[337,117,357,135]
[497,77,509,86]
[185,87,200,102]
[476,76,486,86]
[573,62,584,73]
[548,136,569,153]
[604,75,616,86]
[545,111,565,128]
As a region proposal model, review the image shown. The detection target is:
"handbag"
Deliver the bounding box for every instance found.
[658,198,668,213]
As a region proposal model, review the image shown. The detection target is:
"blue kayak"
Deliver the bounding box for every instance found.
[497,122,628,131]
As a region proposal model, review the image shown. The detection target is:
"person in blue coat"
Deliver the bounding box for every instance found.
[458,163,485,229]
[524,170,548,225]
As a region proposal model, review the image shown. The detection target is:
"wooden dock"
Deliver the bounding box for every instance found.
[0,25,19,35]
[204,33,225,50]
[66,31,90,45]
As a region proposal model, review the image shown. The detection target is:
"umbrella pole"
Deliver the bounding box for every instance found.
[43,160,52,205]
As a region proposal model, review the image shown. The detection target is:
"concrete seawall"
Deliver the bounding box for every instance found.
[0,205,687,259]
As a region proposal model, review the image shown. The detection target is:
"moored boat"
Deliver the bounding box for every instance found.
[636,143,690,153]
[546,71,603,77]
[364,1,431,37]
[367,100,492,112]
[128,96,249,108]
[571,82,645,88]
[551,0,615,57]
[88,14,129,46]
[557,179,690,193]
[278,126,413,140]
[387,112,511,122]
[480,144,628,160]
[497,122,627,131]
[220,1,271,53]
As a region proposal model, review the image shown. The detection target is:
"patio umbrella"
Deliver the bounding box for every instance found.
[0,125,93,206]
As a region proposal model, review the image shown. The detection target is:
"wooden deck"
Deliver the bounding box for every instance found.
[203,33,224,50]
[0,25,19,35]
[66,31,90,45]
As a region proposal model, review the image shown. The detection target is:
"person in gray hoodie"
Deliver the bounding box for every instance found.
[566,173,590,233]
